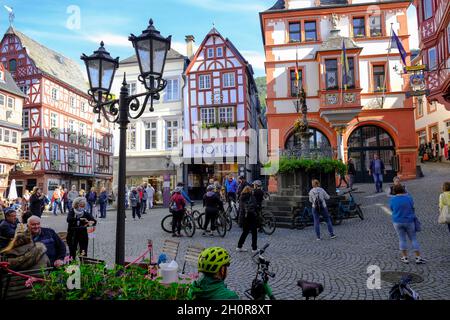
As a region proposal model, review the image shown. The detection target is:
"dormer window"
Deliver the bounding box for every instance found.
[8,59,16,72]
[217,47,223,57]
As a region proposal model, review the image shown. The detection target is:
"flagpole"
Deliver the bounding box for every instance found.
[382,23,394,108]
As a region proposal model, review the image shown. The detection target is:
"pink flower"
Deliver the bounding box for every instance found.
[25,277,37,288]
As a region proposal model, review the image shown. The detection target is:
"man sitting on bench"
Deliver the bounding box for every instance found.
[27,216,66,267]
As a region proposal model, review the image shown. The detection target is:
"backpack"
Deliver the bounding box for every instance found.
[313,191,322,212]
[244,197,256,218]
[169,200,178,212]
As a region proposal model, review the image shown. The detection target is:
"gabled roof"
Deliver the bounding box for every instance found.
[0,67,27,98]
[119,48,186,64]
[4,27,88,93]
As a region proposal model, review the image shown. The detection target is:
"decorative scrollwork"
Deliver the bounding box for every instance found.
[127,96,147,120]
[100,100,120,123]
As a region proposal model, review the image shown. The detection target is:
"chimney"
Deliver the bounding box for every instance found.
[185,35,195,59]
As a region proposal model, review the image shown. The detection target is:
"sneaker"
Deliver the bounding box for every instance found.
[208,232,214,237]
[400,256,409,264]
[202,232,208,237]
[252,249,259,254]
[415,257,427,264]
[330,235,337,239]
[236,247,248,252]
[316,238,321,241]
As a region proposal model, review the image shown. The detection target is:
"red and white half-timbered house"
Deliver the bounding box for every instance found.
[0,27,113,195]
[183,28,263,199]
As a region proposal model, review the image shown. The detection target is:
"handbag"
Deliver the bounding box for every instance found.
[438,194,450,224]
[414,217,422,232]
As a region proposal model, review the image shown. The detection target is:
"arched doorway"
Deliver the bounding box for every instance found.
[347,125,397,183]
[285,127,332,151]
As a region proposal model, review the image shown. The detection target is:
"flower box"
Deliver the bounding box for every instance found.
[49,127,60,137]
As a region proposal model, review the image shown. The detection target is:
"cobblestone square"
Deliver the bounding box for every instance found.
[41,163,450,300]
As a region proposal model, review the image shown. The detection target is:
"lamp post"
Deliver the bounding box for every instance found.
[81,19,171,265]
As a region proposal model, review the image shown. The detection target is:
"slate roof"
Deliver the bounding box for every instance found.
[5,27,88,93]
[0,68,27,98]
[266,0,285,11]
[120,48,186,64]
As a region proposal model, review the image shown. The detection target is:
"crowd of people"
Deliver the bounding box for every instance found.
[419,138,449,163]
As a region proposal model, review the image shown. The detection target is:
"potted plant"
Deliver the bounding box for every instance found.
[68,160,77,170]
[50,127,60,137]
[50,160,60,170]
[79,134,88,144]
[68,131,77,143]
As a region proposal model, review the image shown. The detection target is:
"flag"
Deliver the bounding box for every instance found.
[341,40,350,90]
[295,47,300,89]
[390,30,407,66]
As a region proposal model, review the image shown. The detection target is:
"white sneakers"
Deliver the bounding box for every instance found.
[235,247,248,252]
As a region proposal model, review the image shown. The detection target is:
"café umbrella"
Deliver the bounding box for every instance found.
[8,179,18,200]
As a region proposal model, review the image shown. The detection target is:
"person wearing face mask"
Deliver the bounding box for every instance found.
[67,197,97,259]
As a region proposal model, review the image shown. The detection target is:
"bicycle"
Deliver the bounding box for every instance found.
[335,188,364,222]
[226,199,239,221]
[245,243,276,300]
[291,205,342,229]
[196,210,227,237]
[257,209,276,235]
[186,202,201,228]
[161,209,196,237]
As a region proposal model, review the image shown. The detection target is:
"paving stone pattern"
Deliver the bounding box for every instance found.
[41,162,450,300]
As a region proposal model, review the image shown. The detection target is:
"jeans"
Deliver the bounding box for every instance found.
[393,222,420,251]
[132,205,141,219]
[372,173,383,192]
[148,198,153,209]
[52,200,63,215]
[312,206,335,239]
[87,202,95,216]
[99,202,107,218]
[67,200,73,211]
[448,224,450,233]
[348,174,354,189]
[141,200,147,214]
[238,215,258,250]
[68,229,89,259]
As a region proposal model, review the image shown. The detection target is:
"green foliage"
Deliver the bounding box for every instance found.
[201,122,237,129]
[30,263,192,300]
[279,156,346,175]
[255,76,267,111]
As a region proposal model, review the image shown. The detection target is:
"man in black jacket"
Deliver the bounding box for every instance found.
[29,187,46,217]
[27,216,66,267]
[0,208,18,249]
[202,185,224,237]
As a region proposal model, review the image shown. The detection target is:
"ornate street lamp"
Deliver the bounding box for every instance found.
[81,19,171,265]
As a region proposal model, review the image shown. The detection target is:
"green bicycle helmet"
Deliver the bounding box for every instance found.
[198,247,231,274]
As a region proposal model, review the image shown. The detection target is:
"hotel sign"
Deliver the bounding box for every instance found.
[15,160,33,175]
[184,142,246,159]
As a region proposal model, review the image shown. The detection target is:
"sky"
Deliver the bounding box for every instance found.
[0,0,419,78]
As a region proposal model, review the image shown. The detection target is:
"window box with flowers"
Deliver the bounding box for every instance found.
[50,127,60,138]
[201,122,237,129]
[50,160,60,170]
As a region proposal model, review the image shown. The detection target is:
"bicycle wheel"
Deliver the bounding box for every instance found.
[161,214,174,233]
[292,212,307,230]
[261,212,276,235]
[331,212,343,226]
[197,212,205,230]
[228,205,238,220]
[192,210,201,228]
[215,215,227,237]
[356,205,364,220]
[224,211,232,231]
[182,215,196,237]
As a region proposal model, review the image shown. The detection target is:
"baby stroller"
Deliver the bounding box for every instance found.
[388,275,420,300]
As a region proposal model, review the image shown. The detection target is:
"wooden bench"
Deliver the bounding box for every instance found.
[0,267,52,300]
[160,239,180,261]
[79,256,105,266]
[182,244,204,275]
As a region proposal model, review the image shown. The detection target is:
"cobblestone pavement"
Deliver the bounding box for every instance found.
[41,162,450,300]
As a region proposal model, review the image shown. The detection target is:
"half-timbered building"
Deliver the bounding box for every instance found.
[0,27,113,195]
[0,64,26,197]
[260,0,418,191]
[183,28,263,199]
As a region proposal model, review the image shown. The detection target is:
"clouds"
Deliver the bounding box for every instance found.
[240,50,266,75]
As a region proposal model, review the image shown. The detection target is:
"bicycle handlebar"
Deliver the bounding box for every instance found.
[253,243,270,258]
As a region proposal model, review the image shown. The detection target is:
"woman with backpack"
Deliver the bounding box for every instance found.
[129,187,141,220]
[169,187,186,237]
[236,186,259,253]
[202,185,224,237]
[309,179,336,241]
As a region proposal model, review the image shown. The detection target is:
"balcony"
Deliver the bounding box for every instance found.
[420,0,450,40]
[95,165,113,175]
[319,88,363,126]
